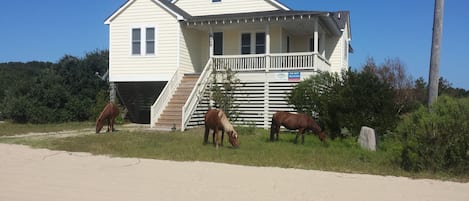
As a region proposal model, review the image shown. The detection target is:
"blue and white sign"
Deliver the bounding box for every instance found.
[288,72,301,81]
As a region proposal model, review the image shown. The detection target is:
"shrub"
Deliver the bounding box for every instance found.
[397,96,469,174]
[288,70,398,138]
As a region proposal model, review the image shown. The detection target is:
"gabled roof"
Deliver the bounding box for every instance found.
[104,0,192,24]
[105,0,349,37]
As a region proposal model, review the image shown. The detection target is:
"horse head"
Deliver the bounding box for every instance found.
[318,131,327,144]
[227,130,239,148]
[95,118,104,133]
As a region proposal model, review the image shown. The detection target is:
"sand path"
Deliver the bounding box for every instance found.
[1,143,468,201]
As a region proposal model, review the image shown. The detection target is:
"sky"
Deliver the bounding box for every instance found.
[1,0,468,89]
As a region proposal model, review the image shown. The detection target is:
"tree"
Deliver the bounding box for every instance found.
[209,65,241,121]
[364,57,418,115]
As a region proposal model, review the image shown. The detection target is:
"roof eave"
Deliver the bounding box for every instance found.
[104,0,135,25]
[269,0,291,11]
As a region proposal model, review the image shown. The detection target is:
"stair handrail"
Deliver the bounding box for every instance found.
[150,69,183,128]
[181,59,213,131]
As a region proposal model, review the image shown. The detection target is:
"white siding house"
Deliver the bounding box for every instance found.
[104,0,352,129]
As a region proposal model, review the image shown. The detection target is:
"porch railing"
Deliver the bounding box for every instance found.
[150,69,182,128]
[181,58,213,131]
[213,52,330,72]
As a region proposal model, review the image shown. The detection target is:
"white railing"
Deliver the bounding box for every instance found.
[270,52,315,70]
[213,54,265,71]
[150,70,183,128]
[213,52,330,72]
[181,59,213,131]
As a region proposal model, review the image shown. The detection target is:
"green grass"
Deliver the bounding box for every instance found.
[1,124,466,181]
[0,121,94,136]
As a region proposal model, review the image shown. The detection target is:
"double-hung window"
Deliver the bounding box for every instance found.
[146,28,155,54]
[131,26,156,56]
[132,28,141,55]
[241,33,251,55]
[241,32,266,54]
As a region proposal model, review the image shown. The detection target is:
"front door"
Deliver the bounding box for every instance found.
[213,32,223,55]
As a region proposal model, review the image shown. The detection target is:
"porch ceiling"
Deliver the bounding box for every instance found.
[182,10,341,36]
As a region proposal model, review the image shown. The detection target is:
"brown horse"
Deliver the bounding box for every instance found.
[204,109,239,148]
[95,102,119,133]
[270,111,326,144]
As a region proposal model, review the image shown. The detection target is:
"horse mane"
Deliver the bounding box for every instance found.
[217,110,234,132]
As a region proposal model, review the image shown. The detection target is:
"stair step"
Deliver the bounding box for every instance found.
[155,74,200,126]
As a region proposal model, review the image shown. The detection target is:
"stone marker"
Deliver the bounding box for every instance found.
[358,126,376,151]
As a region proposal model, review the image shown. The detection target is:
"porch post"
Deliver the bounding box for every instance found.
[314,17,319,53]
[265,24,271,72]
[313,17,319,70]
[209,27,214,57]
[320,32,326,57]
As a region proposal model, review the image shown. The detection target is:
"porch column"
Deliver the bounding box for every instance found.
[209,27,214,57]
[320,32,326,57]
[314,17,319,53]
[265,24,271,72]
[313,17,319,70]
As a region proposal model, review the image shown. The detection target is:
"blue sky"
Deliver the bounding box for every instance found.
[1,0,468,89]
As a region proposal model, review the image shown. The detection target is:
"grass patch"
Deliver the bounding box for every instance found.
[0,121,94,136]
[1,124,467,181]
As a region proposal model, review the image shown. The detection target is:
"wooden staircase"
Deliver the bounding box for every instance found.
[154,74,200,130]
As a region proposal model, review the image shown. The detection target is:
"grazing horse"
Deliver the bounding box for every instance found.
[270,111,326,144]
[95,102,119,133]
[204,109,239,148]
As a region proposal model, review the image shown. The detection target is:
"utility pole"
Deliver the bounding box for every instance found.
[428,0,444,106]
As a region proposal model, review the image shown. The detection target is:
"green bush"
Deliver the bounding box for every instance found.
[288,70,398,138]
[397,96,469,174]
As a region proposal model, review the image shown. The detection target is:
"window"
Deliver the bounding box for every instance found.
[241,32,266,55]
[255,32,266,54]
[212,0,221,2]
[286,36,290,53]
[132,28,141,55]
[241,33,251,55]
[131,26,156,56]
[146,28,155,54]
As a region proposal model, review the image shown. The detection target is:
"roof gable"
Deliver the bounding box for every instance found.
[104,0,190,24]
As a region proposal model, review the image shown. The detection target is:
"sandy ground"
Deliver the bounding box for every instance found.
[0,143,468,201]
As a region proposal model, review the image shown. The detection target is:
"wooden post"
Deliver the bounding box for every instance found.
[428,0,444,107]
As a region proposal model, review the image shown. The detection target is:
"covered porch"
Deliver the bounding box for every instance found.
[182,10,343,74]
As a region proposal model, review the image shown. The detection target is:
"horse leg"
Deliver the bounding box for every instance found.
[220,130,224,147]
[110,117,115,133]
[204,127,209,144]
[275,125,280,141]
[106,119,111,133]
[214,129,220,149]
[212,129,216,146]
[299,128,305,144]
[270,122,276,141]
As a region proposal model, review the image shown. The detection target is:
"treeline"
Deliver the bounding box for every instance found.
[288,57,469,174]
[0,50,110,123]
